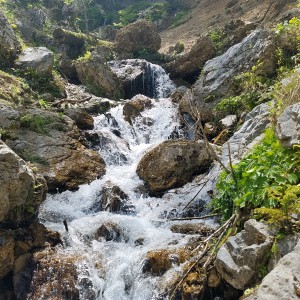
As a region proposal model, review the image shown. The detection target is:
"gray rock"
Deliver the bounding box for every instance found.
[0,12,21,67]
[191,29,276,122]
[16,47,54,75]
[222,102,271,165]
[0,101,20,129]
[0,141,47,225]
[215,219,275,290]
[245,239,300,300]
[137,140,212,194]
[220,115,237,129]
[275,102,300,147]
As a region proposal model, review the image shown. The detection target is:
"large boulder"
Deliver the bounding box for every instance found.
[0,141,47,226]
[190,29,276,122]
[2,108,105,192]
[75,51,124,100]
[245,239,300,300]
[0,12,21,67]
[275,102,300,147]
[137,140,212,194]
[15,47,54,76]
[165,36,215,81]
[115,19,161,53]
[0,234,15,279]
[215,219,275,290]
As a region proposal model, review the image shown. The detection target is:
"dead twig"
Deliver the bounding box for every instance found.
[170,213,219,221]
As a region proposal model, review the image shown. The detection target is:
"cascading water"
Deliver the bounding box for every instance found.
[108,59,176,99]
[38,60,216,299]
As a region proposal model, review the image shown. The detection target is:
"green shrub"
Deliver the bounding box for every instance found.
[211,129,300,231]
[20,114,52,134]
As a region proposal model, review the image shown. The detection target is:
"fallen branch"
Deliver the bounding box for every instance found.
[53,96,92,107]
[170,213,219,221]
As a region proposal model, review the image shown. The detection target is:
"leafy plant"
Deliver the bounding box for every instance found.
[212,129,300,231]
[209,28,228,55]
[20,114,52,134]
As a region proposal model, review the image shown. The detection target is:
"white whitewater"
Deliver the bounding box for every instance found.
[38,61,216,300]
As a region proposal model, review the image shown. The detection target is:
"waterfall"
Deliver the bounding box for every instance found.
[38,62,216,299]
[108,59,176,99]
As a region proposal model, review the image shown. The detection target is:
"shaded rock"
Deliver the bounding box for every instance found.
[123,95,152,124]
[191,30,276,122]
[15,47,54,76]
[203,122,218,137]
[170,86,189,103]
[115,19,161,53]
[75,51,124,100]
[137,140,212,195]
[63,108,94,130]
[0,234,15,279]
[215,219,275,290]
[143,249,188,276]
[275,102,300,147]
[0,12,21,67]
[5,109,105,192]
[245,239,300,300]
[170,223,214,236]
[53,28,85,47]
[0,101,20,129]
[0,141,47,226]
[101,183,129,213]
[165,35,215,81]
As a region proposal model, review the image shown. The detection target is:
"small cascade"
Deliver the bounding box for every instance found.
[108,59,176,99]
[37,61,218,300]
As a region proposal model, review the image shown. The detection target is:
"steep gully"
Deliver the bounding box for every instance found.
[38,60,218,299]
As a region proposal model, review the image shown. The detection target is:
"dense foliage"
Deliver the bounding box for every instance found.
[212,129,300,232]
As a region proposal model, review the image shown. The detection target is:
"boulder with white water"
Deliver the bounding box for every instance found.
[15,47,54,76]
[215,219,275,290]
[275,102,300,147]
[108,59,175,99]
[137,140,212,195]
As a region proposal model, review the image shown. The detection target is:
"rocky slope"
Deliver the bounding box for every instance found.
[0,0,300,299]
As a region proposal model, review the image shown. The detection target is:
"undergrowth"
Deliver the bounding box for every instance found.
[212,129,300,233]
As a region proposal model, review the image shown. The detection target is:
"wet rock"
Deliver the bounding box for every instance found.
[15,47,54,76]
[215,219,275,290]
[0,141,47,226]
[75,50,124,100]
[101,183,129,213]
[137,140,212,195]
[0,12,21,67]
[115,19,161,53]
[26,248,81,300]
[170,224,214,236]
[182,270,206,299]
[275,102,300,147]
[143,249,188,276]
[191,30,276,122]
[0,235,15,279]
[123,95,153,125]
[5,109,105,192]
[95,223,126,242]
[245,239,300,300]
